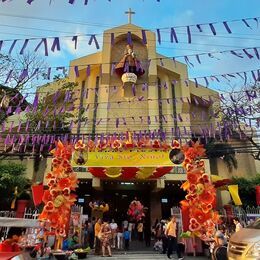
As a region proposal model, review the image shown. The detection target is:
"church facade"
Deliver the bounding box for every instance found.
[34,21,258,221]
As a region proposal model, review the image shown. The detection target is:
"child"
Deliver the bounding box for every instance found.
[153,238,163,252]
[123,228,130,251]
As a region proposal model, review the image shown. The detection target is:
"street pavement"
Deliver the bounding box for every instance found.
[88,252,207,260]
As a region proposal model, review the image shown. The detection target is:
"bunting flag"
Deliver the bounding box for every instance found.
[228,185,242,206]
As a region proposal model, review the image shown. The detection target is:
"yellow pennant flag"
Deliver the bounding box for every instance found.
[228,185,242,206]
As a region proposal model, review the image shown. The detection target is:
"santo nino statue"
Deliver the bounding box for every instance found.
[115,44,145,78]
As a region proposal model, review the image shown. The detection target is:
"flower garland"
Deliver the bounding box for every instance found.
[39,141,78,249]
[179,141,221,240]
[127,199,145,221]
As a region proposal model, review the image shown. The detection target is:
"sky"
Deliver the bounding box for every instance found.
[0,0,260,93]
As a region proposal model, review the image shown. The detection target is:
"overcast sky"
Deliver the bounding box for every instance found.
[0,0,260,92]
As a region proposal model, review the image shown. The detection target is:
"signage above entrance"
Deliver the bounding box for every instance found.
[72,150,174,167]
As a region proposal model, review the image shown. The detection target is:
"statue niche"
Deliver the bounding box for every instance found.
[115,44,145,98]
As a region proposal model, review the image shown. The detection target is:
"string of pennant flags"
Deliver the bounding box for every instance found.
[3,63,260,90]
[1,83,259,113]
[0,15,259,55]
[1,122,259,154]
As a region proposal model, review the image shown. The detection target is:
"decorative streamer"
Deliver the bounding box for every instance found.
[242,19,252,29]
[141,30,147,44]
[223,21,232,33]
[253,48,259,59]
[9,40,18,55]
[34,38,48,56]
[88,35,100,49]
[19,39,29,55]
[72,36,78,49]
[196,24,203,32]
[110,33,115,45]
[243,49,254,59]
[127,31,132,45]
[209,23,217,35]
[170,27,178,43]
[74,65,79,77]
[156,29,161,44]
[187,26,191,43]
[0,40,3,51]
[51,37,61,52]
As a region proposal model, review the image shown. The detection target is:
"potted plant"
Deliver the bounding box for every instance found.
[16,189,31,218]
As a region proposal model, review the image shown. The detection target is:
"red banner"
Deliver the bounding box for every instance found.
[31,184,44,206]
[256,186,260,206]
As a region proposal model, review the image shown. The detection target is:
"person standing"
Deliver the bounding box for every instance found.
[233,217,243,232]
[144,221,151,247]
[137,221,144,241]
[165,216,177,259]
[100,223,112,257]
[94,218,102,255]
[110,219,118,249]
[117,226,123,250]
[128,222,133,242]
[123,228,130,251]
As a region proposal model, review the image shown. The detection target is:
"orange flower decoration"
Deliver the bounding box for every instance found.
[111,139,122,150]
[191,208,211,224]
[75,140,86,151]
[42,190,52,204]
[58,178,71,189]
[187,172,199,184]
[199,190,215,204]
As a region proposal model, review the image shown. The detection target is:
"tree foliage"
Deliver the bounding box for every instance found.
[0,163,30,210]
[232,174,260,206]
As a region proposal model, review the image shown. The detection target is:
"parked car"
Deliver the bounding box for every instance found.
[228,218,260,259]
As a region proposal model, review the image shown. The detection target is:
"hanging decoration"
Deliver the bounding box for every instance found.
[39,141,78,250]
[89,201,109,213]
[127,198,145,221]
[179,141,221,241]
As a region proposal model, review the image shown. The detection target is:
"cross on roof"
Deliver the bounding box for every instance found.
[125,8,135,24]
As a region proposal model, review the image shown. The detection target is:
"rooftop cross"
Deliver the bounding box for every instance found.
[125,8,135,24]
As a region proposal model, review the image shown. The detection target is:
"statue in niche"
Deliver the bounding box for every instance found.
[115,44,145,79]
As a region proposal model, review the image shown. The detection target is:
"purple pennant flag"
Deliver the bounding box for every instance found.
[209,23,217,35]
[5,70,13,84]
[253,48,259,59]
[0,40,3,51]
[46,67,51,80]
[9,40,17,55]
[194,78,198,88]
[111,63,115,75]
[15,106,22,115]
[86,65,91,76]
[204,77,209,87]
[156,29,161,44]
[51,37,61,52]
[19,39,29,55]
[230,50,243,58]
[196,24,203,32]
[243,72,248,85]
[68,0,75,4]
[141,30,147,44]
[74,66,79,77]
[243,48,254,59]
[236,73,244,80]
[187,26,191,43]
[184,56,194,67]
[251,70,257,82]
[88,35,100,49]
[27,0,34,4]
[25,120,30,132]
[223,21,232,33]
[110,33,115,45]
[170,27,178,43]
[193,96,199,105]
[116,118,119,128]
[242,19,252,29]
[132,84,136,96]
[34,38,48,56]
[32,94,39,111]
[72,36,78,49]
[19,69,28,81]
[127,31,132,45]
[184,80,189,87]
[195,54,201,64]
